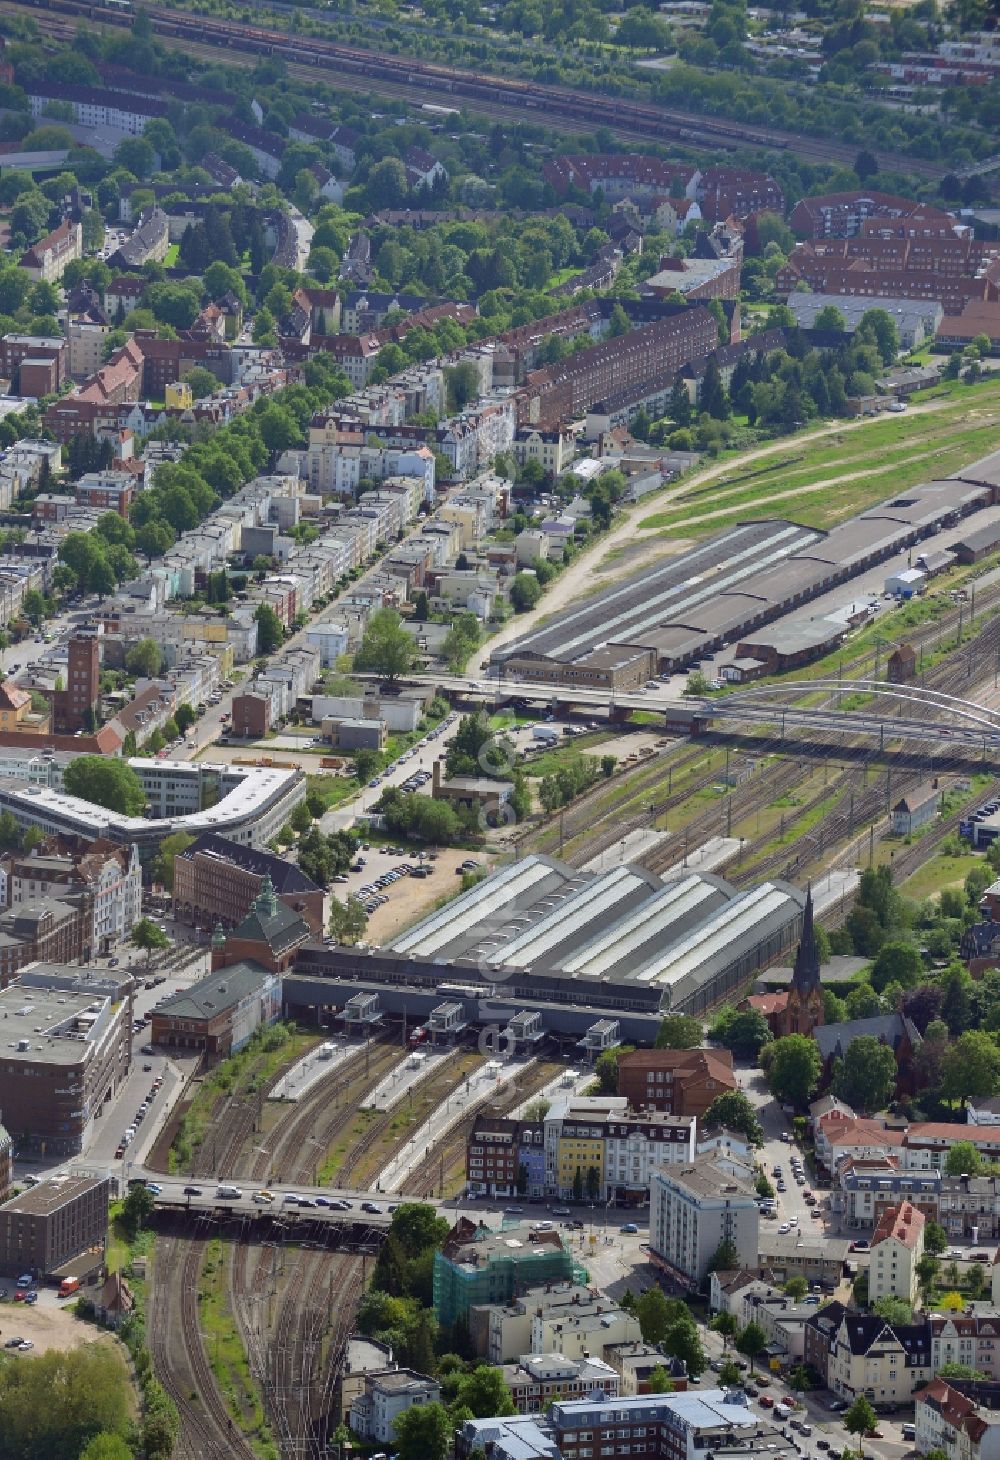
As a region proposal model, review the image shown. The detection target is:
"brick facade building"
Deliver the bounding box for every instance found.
[172,832,324,935]
[615,1047,736,1118]
[52,632,100,733]
[0,1175,111,1279]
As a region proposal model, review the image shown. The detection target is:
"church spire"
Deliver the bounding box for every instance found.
[791,884,821,998]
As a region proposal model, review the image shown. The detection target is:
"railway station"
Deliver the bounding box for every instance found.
[290,856,806,1020]
[492,456,1000,689]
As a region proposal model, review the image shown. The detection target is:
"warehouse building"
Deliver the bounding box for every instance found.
[293,857,805,1019]
[491,464,1000,687]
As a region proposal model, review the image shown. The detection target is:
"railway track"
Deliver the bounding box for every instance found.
[249,1038,406,1186]
[150,1229,260,1460]
[335,1047,488,1190]
[16,0,950,175]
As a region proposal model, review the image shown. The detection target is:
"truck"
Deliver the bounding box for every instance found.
[58,1277,80,1298]
[532,726,559,745]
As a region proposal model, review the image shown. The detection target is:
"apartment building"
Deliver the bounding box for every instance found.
[916,1377,1000,1460]
[502,1354,620,1414]
[549,1391,790,1460]
[1,334,66,392]
[27,81,167,133]
[433,1221,576,1328]
[776,235,1000,314]
[869,1202,925,1306]
[5,841,141,955]
[19,220,82,285]
[616,1046,736,1117]
[649,1154,758,1290]
[827,1313,931,1406]
[931,1315,1000,1381]
[349,1369,440,1445]
[44,340,144,444]
[788,190,959,239]
[470,1283,639,1364]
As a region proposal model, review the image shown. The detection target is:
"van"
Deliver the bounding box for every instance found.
[215,1185,243,1200]
[902,1424,916,1441]
[774,1403,793,1421]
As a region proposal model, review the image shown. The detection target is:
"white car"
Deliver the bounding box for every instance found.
[779,1222,791,1234]
[789,1215,799,1226]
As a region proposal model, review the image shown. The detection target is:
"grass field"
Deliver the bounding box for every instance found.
[638,382,1000,540]
[901,851,983,901]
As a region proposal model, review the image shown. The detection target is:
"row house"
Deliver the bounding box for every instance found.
[543,154,701,201]
[827,1312,932,1406]
[931,1316,1000,1381]
[221,118,285,178]
[502,1354,620,1414]
[466,1115,544,1199]
[834,1158,942,1229]
[473,1284,641,1366]
[27,81,166,133]
[696,165,785,222]
[4,840,141,955]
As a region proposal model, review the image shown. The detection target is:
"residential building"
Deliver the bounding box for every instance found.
[172,833,324,936]
[543,154,701,201]
[869,1202,925,1306]
[502,1353,620,1413]
[916,1378,1000,1460]
[0,1175,111,1280]
[107,207,169,271]
[19,220,82,284]
[433,1218,577,1328]
[930,1317,1000,1382]
[150,957,281,1057]
[0,896,92,985]
[615,1046,736,1117]
[649,1154,758,1290]
[348,1368,441,1445]
[547,1390,792,1460]
[52,631,100,734]
[0,965,133,1156]
[457,1414,560,1460]
[788,190,960,240]
[828,1313,931,1406]
[470,1283,640,1364]
[5,841,141,955]
[757,1233,851,1284]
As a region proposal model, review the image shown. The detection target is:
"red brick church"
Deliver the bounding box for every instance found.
[744,886,824,1038]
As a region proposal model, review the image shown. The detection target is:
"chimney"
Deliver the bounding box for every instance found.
[433,758,442,794]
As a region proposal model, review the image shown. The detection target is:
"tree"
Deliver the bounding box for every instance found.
[710,1006,772,1059]
[593,1047,622,1095]
[253,603,284,655]
[785,1276,809,1301]
[873,1296,913,1324]
[153,830,194,891]
[655,1014,702,1049]
[707,1238,739,1275]
[870,940,924,993]
[636,1286,672,1344]
[702,1091,764,1146]
[393,1401,451,1460]
[710,1310,738,1347]
[290,801,313,835]
[663,1316,706,1377]
[924,1220,948,1256]
[845,1395,878,1458]
[125,637,163,679]
[768,1034,822,1110]
[63,756,145,815]
[509,573,542,612]
[183,366,219,402]
[917,1253,940,1297]
[354,608,417,683]
[328,895,368,946]
[454,1365,516,1418]
[735,1321,767,1372]
[81,1438,133,1460]
[831,1035,898,1115]
[0,1345,134,1458]
[718,1358,742,1387]
[944,1140,983,1177]
[814,304,847,332]
[131,918,170,967]
[121,1182,155,1237]
[940,1031,1000,1108]
[647,1365,674,1393]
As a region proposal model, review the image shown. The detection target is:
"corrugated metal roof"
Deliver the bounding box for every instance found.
[392,855,568,959]
[560,875,732,981]
[488,865,651,970]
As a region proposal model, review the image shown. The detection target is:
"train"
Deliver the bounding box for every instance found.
[28,0,790,155]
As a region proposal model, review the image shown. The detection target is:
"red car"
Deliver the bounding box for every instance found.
[759,1396,774,1408]
[13,1290,26,1302]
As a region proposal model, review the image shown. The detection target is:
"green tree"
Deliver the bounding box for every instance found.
[663,1316,706,1377]
[453,1365,516,1418]
[873,1296,913,1324]
[831,1034,898,1115]
[655,1014,702,1048]
[940,1031,1000,1108]
[290,801,313,835]
[702,1091,764,1146]
[153,830,194,891]
[253,603,284,655]
[593,1047,622,1095]
[393,1401,451,1460]
[845,1395,878,1458]
[0,1345,133,1458]
[81,1437,133,1460]
[646,1365,674,1393]
[63,756,145,815]
[509,573,542,612]
[870,940,924,993]
[735,1321,767,1372]
[768,1034,822,1110]
[131,918,170,967]
[710,1310,739,1347]
[636,1286,672,1344]
[354,608,417,683]
[813,304,847,332]
[328,895,368,945]
[125,637,163,679]
[121,1182,155,1237]
[784,1276,809,1301]
[924,1219,948,1255]
[710,1006,773,1059]
[944,1140,983,1177]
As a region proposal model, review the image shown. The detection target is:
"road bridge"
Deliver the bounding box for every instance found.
[388,672,1000,751]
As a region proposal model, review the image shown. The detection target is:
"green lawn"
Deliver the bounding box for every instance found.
[901,852,984,902]
[164,243,180,268]
[639,381,1000,539]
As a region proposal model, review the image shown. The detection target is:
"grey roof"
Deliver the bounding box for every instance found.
[787,293,945,332]
[738,617,846,655]
[179,833,321,896]
[154,959,274,1022]
[814,1013,920,1063]
[1,1175,107,1215]
[954,521,1000,554]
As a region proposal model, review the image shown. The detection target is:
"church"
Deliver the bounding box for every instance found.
[744,886,824,1039]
